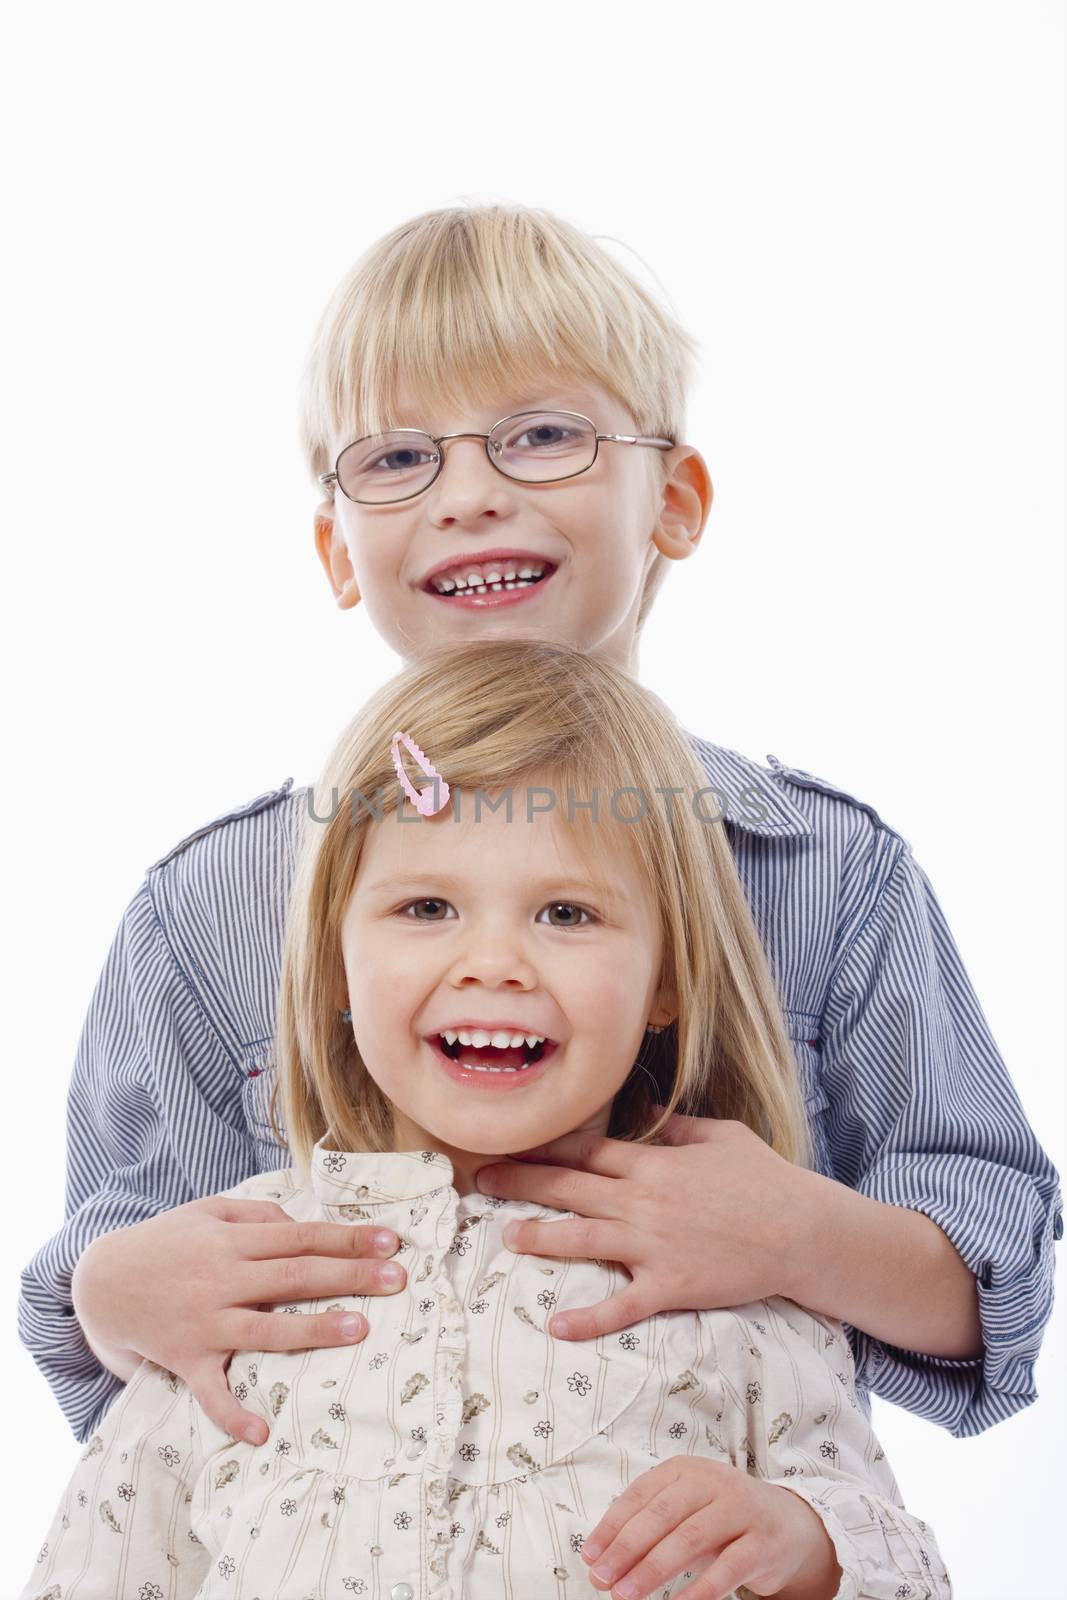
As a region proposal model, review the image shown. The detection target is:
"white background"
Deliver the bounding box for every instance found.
[2,1,1064,1594]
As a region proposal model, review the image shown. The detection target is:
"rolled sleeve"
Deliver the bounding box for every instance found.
[819,840,1063,1437]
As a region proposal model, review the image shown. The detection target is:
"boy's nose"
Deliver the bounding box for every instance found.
[427,437,517,524]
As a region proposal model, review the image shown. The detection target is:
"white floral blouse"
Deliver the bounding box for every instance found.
[22,1141,952,1600]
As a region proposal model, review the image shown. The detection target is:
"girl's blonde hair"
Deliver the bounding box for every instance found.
[275,641,813,1175]
[299,204,700,631]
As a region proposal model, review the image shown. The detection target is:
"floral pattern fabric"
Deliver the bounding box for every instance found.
[22,1142,952,1599]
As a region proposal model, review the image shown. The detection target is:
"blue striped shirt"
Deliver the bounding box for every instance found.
[18,740,1062,1445]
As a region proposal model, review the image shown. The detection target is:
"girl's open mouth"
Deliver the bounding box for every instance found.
[427,1031,558,1090]
[421,559,557,610]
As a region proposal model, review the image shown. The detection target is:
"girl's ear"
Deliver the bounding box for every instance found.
[314,501,362,610]
[650,981,679,1031]
[651,448,713,562]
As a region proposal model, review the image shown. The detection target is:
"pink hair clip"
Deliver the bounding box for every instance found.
[391,731,451,817]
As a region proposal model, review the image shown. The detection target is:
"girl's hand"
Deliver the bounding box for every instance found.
[581,1458,842,1600]
[71,1195,407,1445]
[475,1114,820,1338]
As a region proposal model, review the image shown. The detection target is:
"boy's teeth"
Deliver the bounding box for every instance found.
[431,563,545,595]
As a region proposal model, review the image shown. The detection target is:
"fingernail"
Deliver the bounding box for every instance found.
[340,1314,365,1339]
[614,1581,640,1599]
[590,1565,615,1585]
[581,1539,603,1563]
[550,1316,569,1337]
[502,1223,520,1248]
[244,1423,264,1444]
[372,1229,398,1253]
[378,1262,404,1285]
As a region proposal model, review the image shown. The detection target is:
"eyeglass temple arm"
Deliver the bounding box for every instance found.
[319,471,338,485]
[598,434,675,449]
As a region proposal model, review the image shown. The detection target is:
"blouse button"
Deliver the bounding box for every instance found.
[406,1438,428,1459]
[390,1585,415,1600]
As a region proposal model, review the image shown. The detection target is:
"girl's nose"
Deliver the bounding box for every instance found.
[449,939,537,992]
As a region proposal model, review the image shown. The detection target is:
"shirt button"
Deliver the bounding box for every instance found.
[406,1438,427,1459]
[390,1585,415,1600]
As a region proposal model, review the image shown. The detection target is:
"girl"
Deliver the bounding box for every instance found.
[22,640,950,1600]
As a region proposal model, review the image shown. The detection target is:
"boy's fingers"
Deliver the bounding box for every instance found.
[227,1307,370,1354]
[189,1361,271,1446]
[196,1197,296,1226]
[237,1221,400,1261]
[242,1254,406,1305]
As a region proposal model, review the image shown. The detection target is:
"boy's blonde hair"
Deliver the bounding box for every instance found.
[275,640,813,1174]
[300,204,700,631]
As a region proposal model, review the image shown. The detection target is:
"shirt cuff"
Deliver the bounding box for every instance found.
[849,1155,1062,1437]
[767,1474,951,1600]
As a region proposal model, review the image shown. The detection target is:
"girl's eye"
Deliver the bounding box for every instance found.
[537,902,594,929]
[399,898,454,921]
[397,900,594,929]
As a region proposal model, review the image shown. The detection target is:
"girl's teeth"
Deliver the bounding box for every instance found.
[441,1028,546,1048]
[466,1061,532,1073]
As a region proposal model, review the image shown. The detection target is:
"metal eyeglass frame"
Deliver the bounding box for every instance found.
[318,409,676,505]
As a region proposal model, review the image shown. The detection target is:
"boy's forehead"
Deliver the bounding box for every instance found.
[389,377,629,432]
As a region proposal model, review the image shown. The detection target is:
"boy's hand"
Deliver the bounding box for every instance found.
[71,1195,407,1445]
[580,1458,842,1600]
[475,1114,818,1338]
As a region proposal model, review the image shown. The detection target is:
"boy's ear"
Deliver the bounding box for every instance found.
[314,500,362,610]
[651,447,713,562]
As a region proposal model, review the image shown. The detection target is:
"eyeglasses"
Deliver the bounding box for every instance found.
[318,409,675,505]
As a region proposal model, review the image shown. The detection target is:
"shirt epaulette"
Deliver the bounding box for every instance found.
[146,777,298,872]
[764,753,893,834]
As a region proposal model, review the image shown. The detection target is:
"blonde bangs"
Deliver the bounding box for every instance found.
[299,205,699,482]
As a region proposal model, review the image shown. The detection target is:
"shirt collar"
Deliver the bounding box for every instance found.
[311,1137,459,1205]
[685,733,814,838]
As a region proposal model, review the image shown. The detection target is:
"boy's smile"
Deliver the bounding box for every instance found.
[314,380,711,669]
[418,546,556,610]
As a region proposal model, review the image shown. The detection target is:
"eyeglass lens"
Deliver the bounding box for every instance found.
[335,411,598,503]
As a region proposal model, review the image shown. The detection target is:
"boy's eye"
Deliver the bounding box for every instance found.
[507,422,582,453]
[371,446,437,474]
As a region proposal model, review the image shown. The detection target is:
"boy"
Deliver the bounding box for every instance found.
[19,205,1062,1461]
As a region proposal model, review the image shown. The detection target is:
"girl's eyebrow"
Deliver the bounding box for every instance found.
[362,872,615,900]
